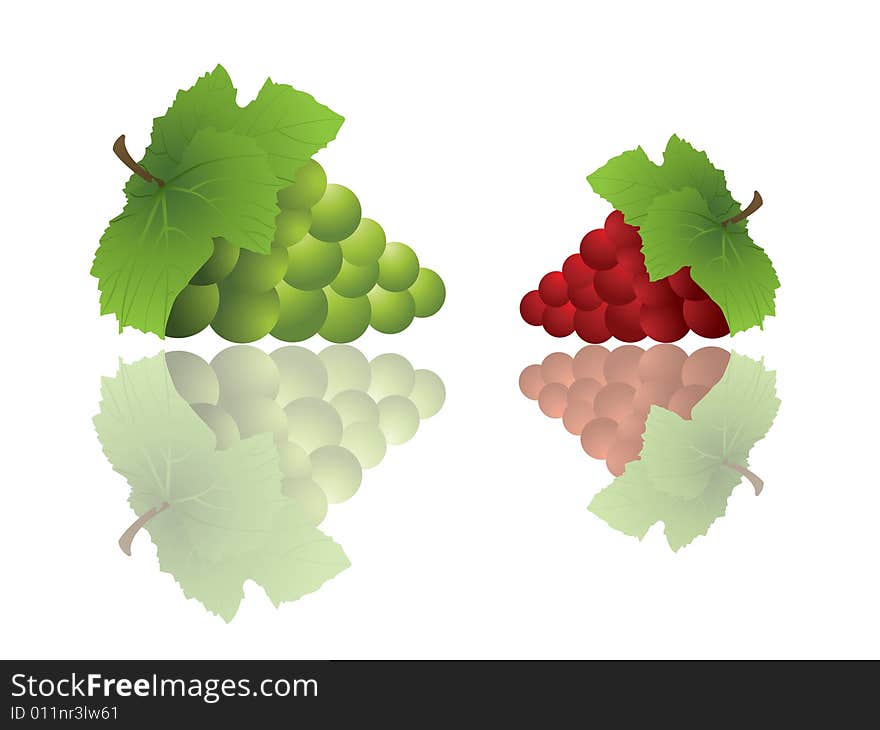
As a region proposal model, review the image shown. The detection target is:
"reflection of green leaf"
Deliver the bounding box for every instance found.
[589,353,780,551]
[639,188,780,334]
[94,354,349,621]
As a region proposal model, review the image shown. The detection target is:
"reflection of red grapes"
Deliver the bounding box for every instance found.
[521,210,731,342]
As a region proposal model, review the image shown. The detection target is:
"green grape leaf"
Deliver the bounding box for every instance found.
[587,134,738,224]
[639,188,780,334]
[94,65,344,337]
[235,78,344,183]
[93,354,349,621]
[92,129,279,336]
[588,353,780,551]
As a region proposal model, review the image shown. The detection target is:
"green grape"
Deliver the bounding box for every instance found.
[190,403,240,450]
[310,445,363,504]
[285,397,343,453]
[341,422,387,469]
[274,209,312,247]
[310,184,361,242]
[368,287,415,334]
[284,235,343,291]
[277,160,327,210]
[319,289,371,343]
[282,477,328,526]
[377,395,421,445]
[224,396,288,442]
[409,369,446,418]
[191,237,240,285]
[331,390,379,427]
[166,284,219,338]
[377,242,420,292]
[277,441,312,480]
[271,346,328,403]
[165,351,219,405]
[320,345,371,397]
[369,353,415,400]
[223,243,288,293]
[211,346,281,402]
[409,268,446,318]
[211,287,280,343]
[330,259,379,298]
[340,218,386,265]
[272,283,328,343]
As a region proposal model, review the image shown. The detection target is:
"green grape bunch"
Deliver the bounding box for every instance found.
[92,66,445,343]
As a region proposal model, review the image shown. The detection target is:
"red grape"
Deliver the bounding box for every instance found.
[668,267,709,300]
[594,265,637,305]
[569,282,603,311]
[581,417,618,459]
[573,305,611,343]
[543,301,576,337]
[520,290,546,326]
[604,210,642,249]
[640,300,689,342]
[538,271,569,306]
[633,274,680,307]
[605,300,645,342]
[683,298,730,338]
[562,253,593,288]
[580,229,617,270]
[616,246,646,274]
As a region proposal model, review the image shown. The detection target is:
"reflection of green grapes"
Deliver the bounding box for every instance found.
[340,219,386,265]
[272,346,328,402]
[211,288,280,343]
[377,242,419,291]
[310,445,362,503]
[274,209,312,247]
[282,477,328,526]
[224,396,288,442]
[191,403,240,450]
[409,369,446,418]
[369,353,415,400]
[271,283,328,343]
[377,395,421,444]
[285,397,343,453]
[277,441,312,480]
[310,184,361,242]
[166,284,219,338]
[320,345,371,397]
[409,268,446,318]
[212,346,280,402]
[284,235,342,290]
[319,290,371,343]
[331,259,379,298]
[166,351,220,405]
[368,287,415,334]
[332,390,379,427]
[277,160,327,210]
[191,237,239,285]
[341,422,387,469]
[223,244,288,292]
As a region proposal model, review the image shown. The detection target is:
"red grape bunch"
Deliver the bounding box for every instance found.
[520,211,730,342]
[519,344,731,476]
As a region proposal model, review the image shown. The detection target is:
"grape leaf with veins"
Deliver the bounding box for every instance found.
[91,64,344,337]
[93,354,349,621]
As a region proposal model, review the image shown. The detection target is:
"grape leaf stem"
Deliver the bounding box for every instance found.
[112,134,165,187]
[722,460,764,495]
[721,191,762,226]
[119,502,170,556]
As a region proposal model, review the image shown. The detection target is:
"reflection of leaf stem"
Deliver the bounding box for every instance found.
[722,461,764,496]
[112,134,165,187]
[119,502,170,556]
[721,191,762,226]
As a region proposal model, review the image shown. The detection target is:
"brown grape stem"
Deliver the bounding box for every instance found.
[118,502,170,556]
[721,191,762,226]
[112,134,164,187]
[723,461,764,496]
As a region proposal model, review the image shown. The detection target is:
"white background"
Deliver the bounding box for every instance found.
[1,0,878,659]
